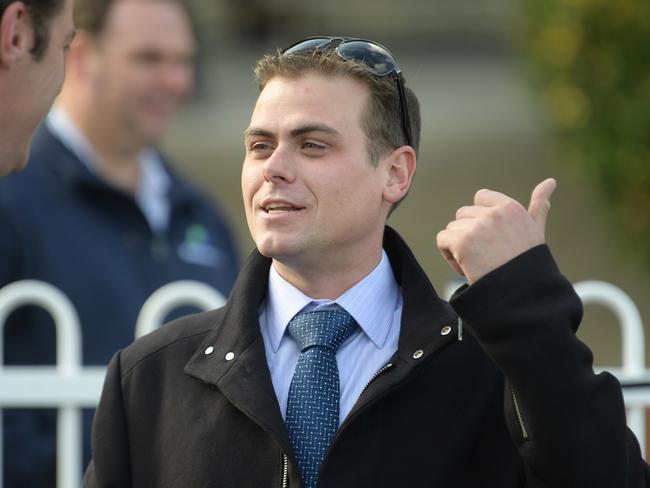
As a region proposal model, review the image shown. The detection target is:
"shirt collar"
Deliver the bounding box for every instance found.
[264,250,400,352]
[46,106,100,174]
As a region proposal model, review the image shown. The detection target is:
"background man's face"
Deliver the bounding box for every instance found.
[242,73,391,271]
[88,0,194,145]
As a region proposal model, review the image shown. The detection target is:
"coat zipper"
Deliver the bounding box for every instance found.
[280,365,395,488]
[281,327,461,486]
[511,389,529,440]
[281,453,288,488]
[359,363,394,397]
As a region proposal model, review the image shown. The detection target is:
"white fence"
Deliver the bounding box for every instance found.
[0,279,647,487]
[0,280,226,488]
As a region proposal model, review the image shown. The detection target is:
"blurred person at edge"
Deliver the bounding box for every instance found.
[0,0,240,486]
[0,0,75,176]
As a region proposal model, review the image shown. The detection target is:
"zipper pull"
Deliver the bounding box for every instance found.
[457,317,463,341]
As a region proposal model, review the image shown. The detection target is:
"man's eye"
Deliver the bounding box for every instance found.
[135,51,164,65]
[250,142,273,152]
[302,142,325,150]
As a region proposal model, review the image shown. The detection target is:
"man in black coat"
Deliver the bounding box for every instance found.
[84,37,650,487]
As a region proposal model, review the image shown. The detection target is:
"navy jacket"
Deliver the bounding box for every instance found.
[0,125,240,487]
[84,227,649,487]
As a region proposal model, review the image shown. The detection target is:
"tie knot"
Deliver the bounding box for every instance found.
[287,309,357,352]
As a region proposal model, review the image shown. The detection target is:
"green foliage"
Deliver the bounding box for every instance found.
[520,0,650,265]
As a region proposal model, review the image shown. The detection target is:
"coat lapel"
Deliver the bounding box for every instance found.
[184,251,293,453]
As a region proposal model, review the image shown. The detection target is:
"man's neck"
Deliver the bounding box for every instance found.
[272,247,384,300]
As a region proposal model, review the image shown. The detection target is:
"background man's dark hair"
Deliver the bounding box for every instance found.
[74,0,193,37]
[0,0,65,60]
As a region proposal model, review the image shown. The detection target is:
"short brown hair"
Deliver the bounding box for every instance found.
[74,0,192,37]
[254,46,421,164]
[0,0,65,60]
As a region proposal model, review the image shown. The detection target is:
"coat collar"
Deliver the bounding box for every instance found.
[184,226,459,452]
[382,227,459,365]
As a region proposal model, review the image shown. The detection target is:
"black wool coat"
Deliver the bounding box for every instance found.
[84,227,650,487]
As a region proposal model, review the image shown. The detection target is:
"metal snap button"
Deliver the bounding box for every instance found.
[413,349,424,359]
[225,352,235,361]
[441,325,452,336]
[204,346,214,355]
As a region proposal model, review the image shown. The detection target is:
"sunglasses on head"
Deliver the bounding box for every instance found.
[282,36,414,148]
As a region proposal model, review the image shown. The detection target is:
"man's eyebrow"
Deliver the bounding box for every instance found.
[289,124,339,138]
[244,127,273,139]
[244,124,340,139]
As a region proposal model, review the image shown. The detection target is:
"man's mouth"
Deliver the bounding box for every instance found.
[261,201,305,213]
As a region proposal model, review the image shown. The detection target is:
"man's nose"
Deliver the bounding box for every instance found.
[262,144,295,184]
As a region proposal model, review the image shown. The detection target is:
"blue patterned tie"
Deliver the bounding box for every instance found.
[285,309,357,488]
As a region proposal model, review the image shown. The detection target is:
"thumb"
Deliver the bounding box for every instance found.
[528,178,557,226]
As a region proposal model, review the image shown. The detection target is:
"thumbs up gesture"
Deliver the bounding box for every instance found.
[436,178,557,285]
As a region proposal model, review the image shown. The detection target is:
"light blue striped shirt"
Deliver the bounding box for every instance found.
[259,250,403,424]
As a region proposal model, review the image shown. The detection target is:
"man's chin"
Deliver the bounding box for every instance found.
[1,145,31,177]
[254,238,295,261]
[138,129,165,146]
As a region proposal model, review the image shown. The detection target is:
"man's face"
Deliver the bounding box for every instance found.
[242,73,391,273]
[89,0,194,146]
[5,0,75,174]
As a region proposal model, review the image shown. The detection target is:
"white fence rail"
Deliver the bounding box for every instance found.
[574,280,647,456]
[0,279,646,487]
[0,280,226,488]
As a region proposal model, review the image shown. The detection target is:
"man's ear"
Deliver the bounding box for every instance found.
[382,145,417,204]
[0,2,32,68]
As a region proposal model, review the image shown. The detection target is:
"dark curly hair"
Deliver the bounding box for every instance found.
[0,0,65,60]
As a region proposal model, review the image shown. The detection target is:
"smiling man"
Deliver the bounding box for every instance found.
[0,0,240,486]
[242,72,401,298]
[85,37,649,487]
[0,0,75,176]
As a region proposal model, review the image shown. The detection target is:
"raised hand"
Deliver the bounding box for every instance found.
[436,178,557,284]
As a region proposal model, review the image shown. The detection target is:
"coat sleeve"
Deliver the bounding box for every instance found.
[84,351,132,488]
[450,245,650,488]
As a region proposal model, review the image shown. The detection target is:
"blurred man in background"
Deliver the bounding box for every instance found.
[0,0,240,485]
[0,0,75,176]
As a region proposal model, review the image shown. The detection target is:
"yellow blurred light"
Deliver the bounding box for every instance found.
[545,81,590,128]
[537,22,584,67]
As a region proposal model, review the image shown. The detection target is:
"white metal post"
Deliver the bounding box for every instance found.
[0,280,83,488]
[574,280,646,456]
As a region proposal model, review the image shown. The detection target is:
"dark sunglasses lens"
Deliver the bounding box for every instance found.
[336,41,398,76]
[283,37,332,56]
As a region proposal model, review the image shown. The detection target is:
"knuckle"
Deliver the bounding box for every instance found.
[503,199,523,213]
